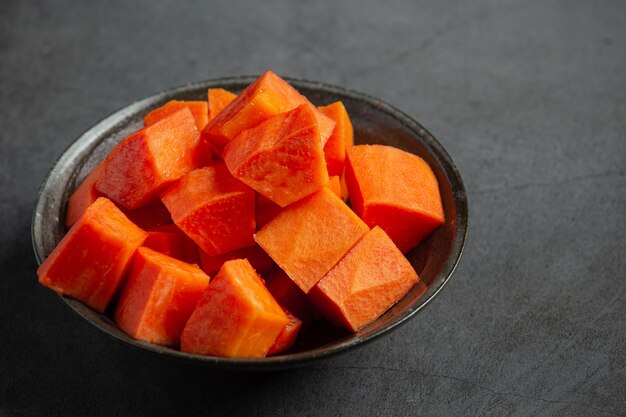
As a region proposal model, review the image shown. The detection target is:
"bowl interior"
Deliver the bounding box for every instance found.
[32,77,468,370]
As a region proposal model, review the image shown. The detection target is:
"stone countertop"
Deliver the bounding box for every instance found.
[0,1,624,416]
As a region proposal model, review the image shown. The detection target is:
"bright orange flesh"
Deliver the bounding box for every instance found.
[144,100,209,131]
[207,88,237,121]
[181,259,289,357]
[114,247,210,346]
[201,71,335,155]
[37,197,148,313]
[254,187,369,293]
[328,176,342,199]
[223,104,329,207]
[344,145,445,253]
[198,244,273,277]
[319,101,353,176]
[143,224,199,265]
[65,163,104,228]
[267,309,302,355]
[309,226,420,332]
[160,164,255,256]
[96,108,200,209]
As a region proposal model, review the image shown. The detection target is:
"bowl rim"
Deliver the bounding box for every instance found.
[31,75,469,370]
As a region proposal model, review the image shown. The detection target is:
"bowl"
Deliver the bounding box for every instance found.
[31,76,468,370]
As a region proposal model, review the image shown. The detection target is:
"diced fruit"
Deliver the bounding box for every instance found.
[160,164,255,256]
[328,176,342,200]
[223,105,329,207]
[37,197,148,313]
[319,101,353,176]
[144,100,209,131]
[114,247,210,346]
[122,198,173,230]
[198,244,273,277]
[345,144,445,253]
[143,224,199,265]
[255,188,369,293]
[65,163,104,228]
[267,309,302,355]
[96,108,200,209]
[309,226,420,331]
[201,71,335,155]
[180,259,289,357]
[207,88,237,121]
[255,193,283,229]
[265,268,317,325]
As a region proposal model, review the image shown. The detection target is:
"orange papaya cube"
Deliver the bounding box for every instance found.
[319,101,353,176]
[37,197,148,313]
[143,224,199,265]
[309,226,420,332]
[223,105,329,207]
[265,268,317,325]
[180,259,289,358]
[201,70,335,155]
[122,198,173,230]
[328,176,342,200]
[160,164,255,256]
[254,187,369,293]
[65,163,104,228]
[267,309,302,355]
[198,244,273,277]
[207,88,237,121]
[255,193,283,229]
[114,247,210,346]
[144,100,209,131]
[345,145,445,253]
[96,108,200,209]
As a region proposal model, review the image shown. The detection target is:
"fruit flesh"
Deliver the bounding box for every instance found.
[319,101,353,177]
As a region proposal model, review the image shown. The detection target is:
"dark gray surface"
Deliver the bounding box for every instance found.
[0,0,624,416]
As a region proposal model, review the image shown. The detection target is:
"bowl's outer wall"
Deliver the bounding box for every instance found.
[32,77,468,370]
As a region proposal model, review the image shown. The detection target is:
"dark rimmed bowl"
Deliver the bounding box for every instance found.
[31,76,468,371]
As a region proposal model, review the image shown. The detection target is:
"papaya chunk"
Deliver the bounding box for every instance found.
[96,108,200,209]
[255,188,369,293]
[201,71,335,155]
[160,164,255,256]
[114,247,210,346]
[181,259,289,357]
[267,309,302,355]
[345,145,445,253]
[144,100,209,131]
[309,226,420,332]
[224,104,329,207]
[198,244,273,277]
[319,101,353,176]
[207,88,237,121]
[65,163,104,228]
[328,176,342,200]
[143,224,199,265]
[37,197,148,313]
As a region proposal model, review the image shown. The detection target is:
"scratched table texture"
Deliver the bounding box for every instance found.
[1,1,624,416]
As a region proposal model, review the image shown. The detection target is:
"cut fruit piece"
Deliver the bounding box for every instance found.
[160,164,255,256]
[309,226,420,332]
[345,145,445,253]
[144,100,209,131]
[201,71,335,155]
[143,224,199,265]
[37,197,148,313]
[122,198,173,230]
[265,268,317,325]
[114,247,210,346]
[207,88,237,121]
[198,244,273,277]
[267,309,302,355]
[319,101,353,177]
[65,162,104,228]
[255,193,283,229]
[328,176,342,200]
[255,187,369,293]
[223,105,329,207]
[180,259,289,357]
[96,108,200,209]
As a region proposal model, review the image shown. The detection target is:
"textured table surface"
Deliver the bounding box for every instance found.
[1,1,624,416]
